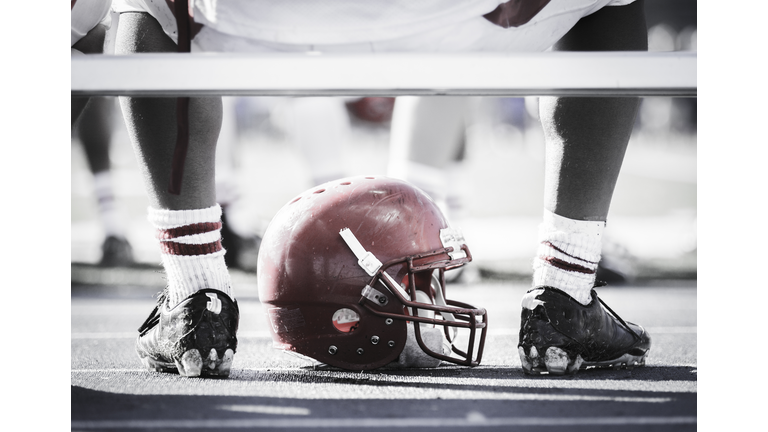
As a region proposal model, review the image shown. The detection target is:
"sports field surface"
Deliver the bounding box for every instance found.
[72,270,696,431]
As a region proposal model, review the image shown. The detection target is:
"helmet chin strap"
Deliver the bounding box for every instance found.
[339,228,384,277]
[339,227,414,301]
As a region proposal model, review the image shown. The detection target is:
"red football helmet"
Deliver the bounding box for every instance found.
[257,176,487,370]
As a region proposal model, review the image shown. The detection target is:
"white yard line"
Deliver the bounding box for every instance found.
[71,415,696,429]
[71,368,697,395]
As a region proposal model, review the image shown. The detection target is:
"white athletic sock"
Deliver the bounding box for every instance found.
[148,204,233,307]
[531,210,605,305]
[93,171,126,238]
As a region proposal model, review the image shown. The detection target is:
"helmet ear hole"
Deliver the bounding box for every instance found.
[332,308,360,333]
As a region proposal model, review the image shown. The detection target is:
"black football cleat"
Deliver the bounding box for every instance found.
[518,286,650,375]
[136,289,239,377]
[220,211,261,273]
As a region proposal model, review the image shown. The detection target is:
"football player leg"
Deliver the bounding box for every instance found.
[72,2,134,266]
[115,12,238,377]
[519,0,652,375]
[292,97,350,187]
[75,97,135,266]
[388,96,469,218]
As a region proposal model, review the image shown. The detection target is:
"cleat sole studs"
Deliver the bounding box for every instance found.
[544,347,569,375]
[529,346,539,361]
[569,355,584,373]
[528,346,542,368]
[177,350,203,377]
[207,349,219,370]
[217,349,234,376]
[519,346,585,376]
[518,347,533,373]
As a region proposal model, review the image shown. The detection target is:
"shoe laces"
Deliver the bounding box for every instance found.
[137,290,168,336]
[594,286,642,343]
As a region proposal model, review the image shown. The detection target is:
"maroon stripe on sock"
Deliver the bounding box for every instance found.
[541,256,595,275]
[160,240,223,256]
[156,222,223,240]
[541,241,599,265]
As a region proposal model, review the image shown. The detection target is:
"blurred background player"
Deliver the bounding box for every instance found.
[217,95,389,271]
[72,97,135,267]
[107,0,656,377]
[216,97,262,273]
[72,0,134,267]
[388,97,469,221]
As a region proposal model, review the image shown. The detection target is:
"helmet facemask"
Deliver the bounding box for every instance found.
[341,227,488,368]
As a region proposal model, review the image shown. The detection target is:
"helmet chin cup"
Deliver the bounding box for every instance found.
[393,325,446,368]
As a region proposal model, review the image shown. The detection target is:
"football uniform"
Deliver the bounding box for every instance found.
[111,0,636,53]
[71,0,112,47]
